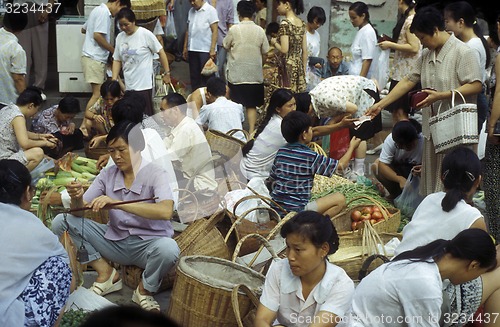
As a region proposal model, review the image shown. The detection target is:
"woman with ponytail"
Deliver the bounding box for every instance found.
[348,2,379,79]
[0,159,71,326]
[378,0,421,122]
[395,147,485,256]
[340,229,498,327]
[255,211,354,327]
[240,88,295,180]
[444,1,490,132]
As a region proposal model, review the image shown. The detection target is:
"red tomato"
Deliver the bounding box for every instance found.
[351,210,362,222]
[361,206,372,215]
[372,211,383,220]
[372,206,381,213]
[360,213,371,221]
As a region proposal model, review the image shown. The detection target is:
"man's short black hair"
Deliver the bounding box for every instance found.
[112,91,145,124]
[58,96,81,114]
[281,111,312,143]
[3,11,28,32]
[237,0,256,18]
[163,93,188,115]
[392,119,421,147]
[206,76,226,97]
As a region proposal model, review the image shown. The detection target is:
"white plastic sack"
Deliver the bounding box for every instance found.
[30,157,55,185]
[223,177,271,223]
[394,173,424,219]
[375,237,401,257]
[64,287,116,312]
[373,47,390,89]
[478,121,487,160]
[164,10,177,39]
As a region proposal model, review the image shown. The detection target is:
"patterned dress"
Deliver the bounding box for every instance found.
[277,18,306,93]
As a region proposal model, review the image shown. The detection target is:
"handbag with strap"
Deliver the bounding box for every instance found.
[428,90,478,154]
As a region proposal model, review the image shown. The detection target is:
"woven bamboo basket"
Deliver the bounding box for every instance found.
[227,129,251,142]
[84,142,108,160]
[176,188,223,224]
[328,223,402,281]
[232,284,260,327]
[331,195,401,234]
[167,255,265,327]
[206,129,246,160]
[131,0,165,20]
[122,210,232,292]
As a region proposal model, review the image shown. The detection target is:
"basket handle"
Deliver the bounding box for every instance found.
[361,221,388,257]
[232,284,260,327]
[232,194,287,217]
[175,188,199,222]
[227,128,250,142]
[357,254,390,281]
[245,211,296,268]
[308,141,327,156]
[224,206,281,243]
[232,233,279,263]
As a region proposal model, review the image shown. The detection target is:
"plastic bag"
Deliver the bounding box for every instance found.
[394,173,424,219]
[373,47,390,88]
[30,157,55,185]
[329,128,351,160]
[164,10,177,40]
[224,177,271,223]
[478,121,487,160]
[65,287,116,312]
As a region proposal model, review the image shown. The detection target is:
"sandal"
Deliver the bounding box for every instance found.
[132,288,160,311]
[90,268,123,296]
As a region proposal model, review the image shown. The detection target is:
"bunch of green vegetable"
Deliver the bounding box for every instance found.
[60,309,93,327]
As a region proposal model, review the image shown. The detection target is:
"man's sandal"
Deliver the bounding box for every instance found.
[90,268,123,296]
[132,288,160,311]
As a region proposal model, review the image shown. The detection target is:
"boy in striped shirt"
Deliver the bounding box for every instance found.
[269,111,361,216]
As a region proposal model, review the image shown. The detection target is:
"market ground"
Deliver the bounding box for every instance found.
[44,56,389,312]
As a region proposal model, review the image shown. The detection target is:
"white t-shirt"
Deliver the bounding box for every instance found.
[306,30,321,58]
[82,3,112,63]
[261,259,354,327]
[0,29,26,106]
[339,260,443,327]
[379,133,423,166]
[187,2,219,52]
[195,97,245,141]
[113,27,162,91]
[240,114,286,180]
[394,192,482,255]
[349,24,377,78]
[466,37,487,83]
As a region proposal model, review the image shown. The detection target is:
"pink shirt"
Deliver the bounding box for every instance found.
[84,159,174,240]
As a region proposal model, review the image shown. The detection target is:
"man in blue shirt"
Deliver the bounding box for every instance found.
[322,47,349,78]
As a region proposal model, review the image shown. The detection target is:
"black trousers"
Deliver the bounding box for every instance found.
[188,51,215,91]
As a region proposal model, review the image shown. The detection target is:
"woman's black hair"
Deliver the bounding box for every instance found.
[58,96,81,114]
[444,1,491,68]
[237,0,256,18]
[242,88,294,156]
[16,86,43,107]
[349,2,378,40]
[106,120,145,152]
[111,92,145,124]
[294,92,311,114]
[281,211,339,255]
[116,7,136,23]
[440,146,481,212]
[81,305,180,327]
[266,22,280,36]
[392,0,416,41]
[391,119,419,147]
[0,159,32,206]
[307,6,326,25]
[278,0,304,15]
[100,80,121,98]
[392,229,496,271]
[281,110,311,143]
[410,6,446,36]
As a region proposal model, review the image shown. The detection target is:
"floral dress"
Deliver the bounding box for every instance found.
[277,18,306,93]
[89,98,114,133]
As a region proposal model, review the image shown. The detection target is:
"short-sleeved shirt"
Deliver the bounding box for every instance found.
[349,24,377,77]
[466,37,487,83]
[195,97,245,141]
[83,159,175,240]
[187,2,219,52]
[306,30,320,58]
[379,132,423,166]
[322,61,350,79]
[82,3,112,63]
[0,28,26,106]
[0,103,24,161]
[206,0,234,46]
[113,27,162,91]
[269,143,338,212]
[260,259,354,327]
[31,105,71,134]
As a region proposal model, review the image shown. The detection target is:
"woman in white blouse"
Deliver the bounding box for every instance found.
[254,211,354,327]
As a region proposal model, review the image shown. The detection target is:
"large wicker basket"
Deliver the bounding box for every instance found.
[166,255,265,327]
[331,195,401,234]
[206,129,246,160]
[131,0,166,20]
[122,210,232,292]
[329,223,402,281]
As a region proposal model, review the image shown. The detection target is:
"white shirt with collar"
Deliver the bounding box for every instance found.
[82,3,112,63]
[0,28,26,106]
[260,258,355,327]
[195,96,245,141]
[164,116,218,192]
[187,2,219,52]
